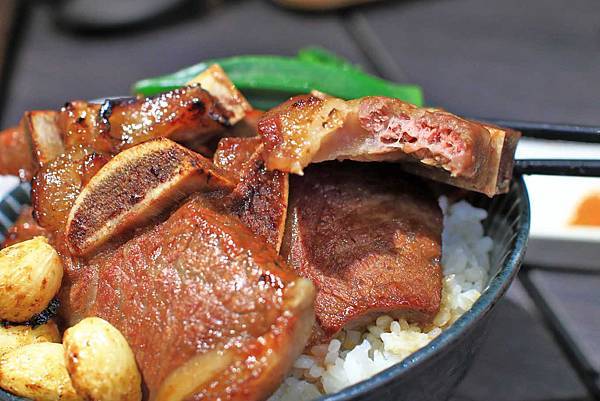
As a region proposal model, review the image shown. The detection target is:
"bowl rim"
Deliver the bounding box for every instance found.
[0,177,530,401]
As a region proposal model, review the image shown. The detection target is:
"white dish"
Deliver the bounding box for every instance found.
[516,138,600,269]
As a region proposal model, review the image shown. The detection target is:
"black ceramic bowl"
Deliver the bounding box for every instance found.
[0,176,530,401]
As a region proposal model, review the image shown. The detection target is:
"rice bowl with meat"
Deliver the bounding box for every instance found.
[270,197,492,400]
[0,55,526,401]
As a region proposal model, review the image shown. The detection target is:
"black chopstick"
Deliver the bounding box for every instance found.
[470,118,600,176]
[514,159,600,177]
[474,118,600,144]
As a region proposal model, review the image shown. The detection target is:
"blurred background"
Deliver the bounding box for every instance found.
[0,0,598,400]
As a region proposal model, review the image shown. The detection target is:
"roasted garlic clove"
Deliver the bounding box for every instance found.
[63,317,142,401]
[0,342,83,401]
[0,237,63,322]
[0,320,60,357]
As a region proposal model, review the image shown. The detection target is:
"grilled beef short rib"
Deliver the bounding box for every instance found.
[0,80,459,401]
[59,182,314,401]
[258,93,520,196]
[282,162,443,341]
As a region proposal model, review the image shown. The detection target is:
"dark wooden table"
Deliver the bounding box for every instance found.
[1,1,598,400]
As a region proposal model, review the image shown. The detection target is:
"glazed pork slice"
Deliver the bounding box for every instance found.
[60,194,315,401]
[214,137,289,251]
[258,94,521,196]
[281,162,442,341]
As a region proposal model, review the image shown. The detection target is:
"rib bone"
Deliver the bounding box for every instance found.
[186,64,252,126]
[65,138,234,256]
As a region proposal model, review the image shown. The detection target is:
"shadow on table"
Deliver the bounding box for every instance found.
[453,286,590,401]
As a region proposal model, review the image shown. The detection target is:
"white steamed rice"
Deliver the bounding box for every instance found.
[269,197,493,401]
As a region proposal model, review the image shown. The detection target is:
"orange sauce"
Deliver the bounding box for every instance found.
[571,192,600,227]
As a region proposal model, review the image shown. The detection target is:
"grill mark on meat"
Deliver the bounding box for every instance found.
[59,86,233,154]
[281,162,442,341]
[214,137,289,252]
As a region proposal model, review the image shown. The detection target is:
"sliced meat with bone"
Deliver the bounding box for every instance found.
[60,193,315,401]
[65,139,235,256]
[258,94,520,196]
[281,162,442,341]
[1,81,249,182]
[29,84,249,235]
[214,137,288,251]
[45,134,316,401]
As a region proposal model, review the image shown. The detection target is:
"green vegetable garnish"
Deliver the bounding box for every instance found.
[133,51,423,109]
